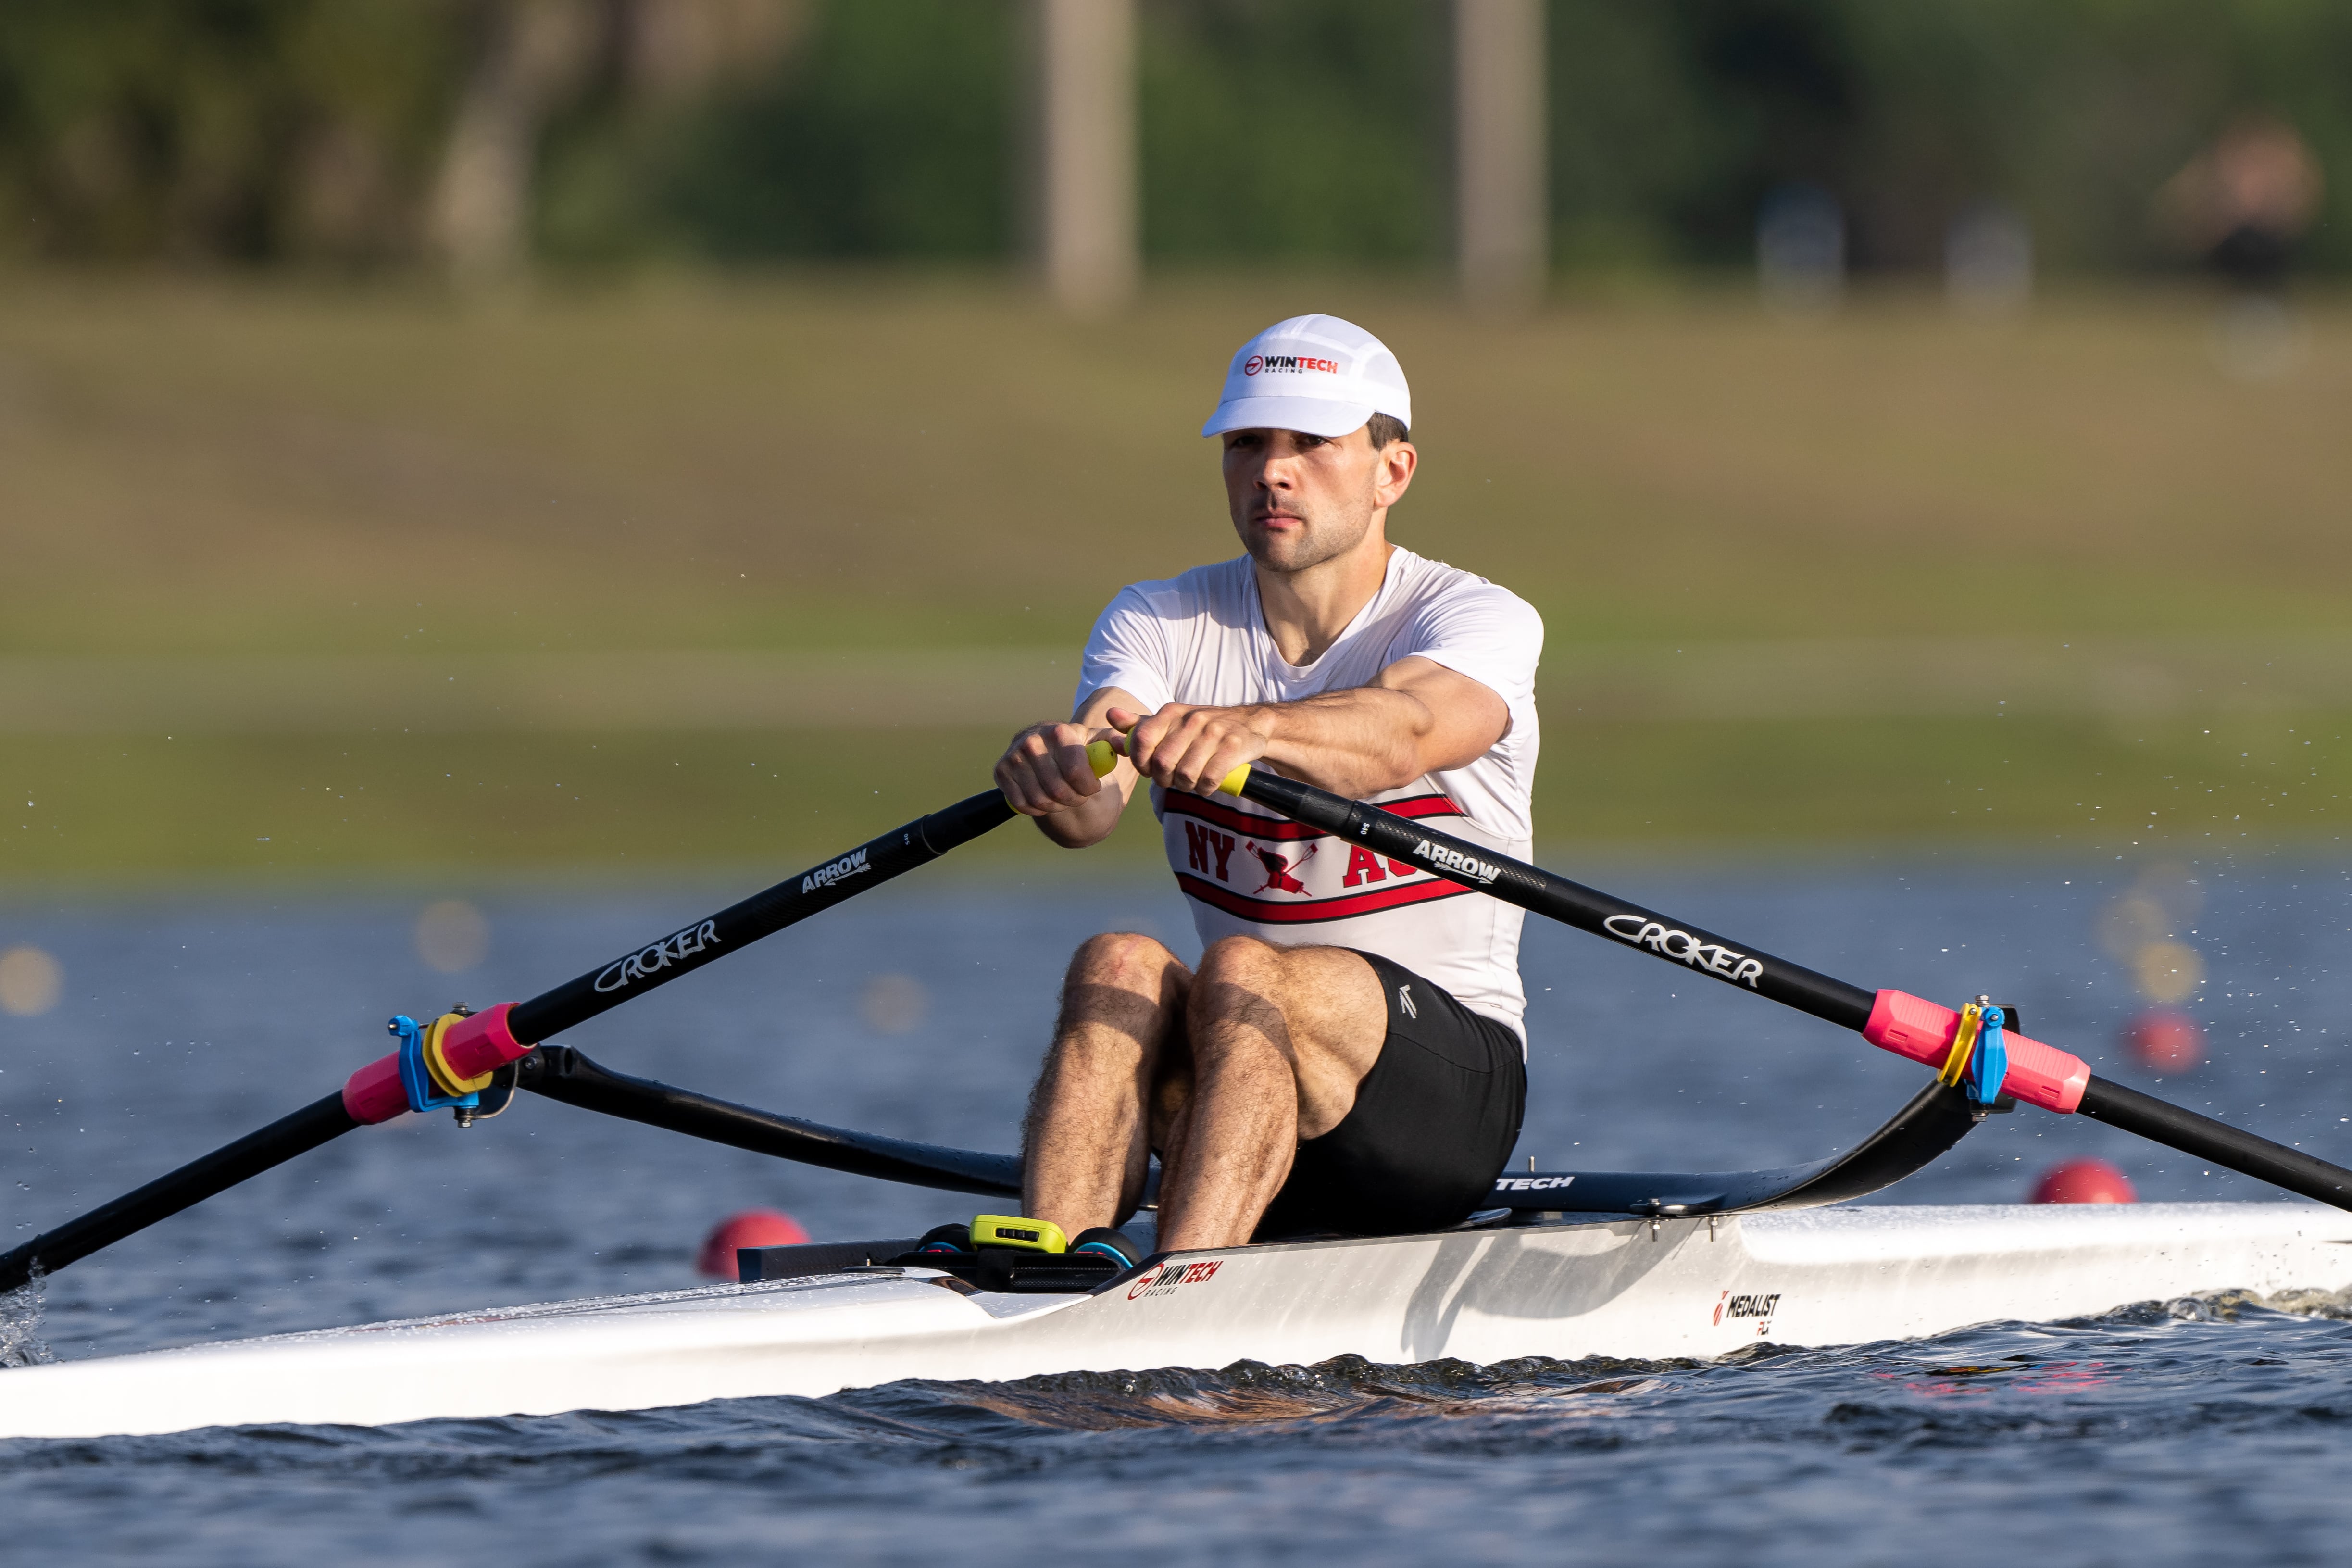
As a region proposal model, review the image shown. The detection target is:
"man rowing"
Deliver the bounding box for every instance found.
[978,314,1543,1267]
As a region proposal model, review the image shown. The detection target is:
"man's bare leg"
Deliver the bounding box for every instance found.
[1156,937,1388,1251]
[1022,932,1190,1236]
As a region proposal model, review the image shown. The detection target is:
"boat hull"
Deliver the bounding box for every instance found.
[3,1202,2347,1441]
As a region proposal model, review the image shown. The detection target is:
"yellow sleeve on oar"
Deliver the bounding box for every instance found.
[1085,737,1251,796]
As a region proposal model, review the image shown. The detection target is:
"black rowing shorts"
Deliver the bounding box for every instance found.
[1254,949,1526,1240]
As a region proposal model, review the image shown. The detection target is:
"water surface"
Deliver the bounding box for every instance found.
[2,853,2348,1563]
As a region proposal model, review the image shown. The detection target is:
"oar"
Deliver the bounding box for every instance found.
[1198,758,2352,1211]
[0,790,1015,1293]
[515,1044,1022,1197]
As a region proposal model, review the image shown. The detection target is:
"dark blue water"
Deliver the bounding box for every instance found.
[3,852,2350,1564]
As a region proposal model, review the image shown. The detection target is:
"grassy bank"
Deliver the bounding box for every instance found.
[0,275,2344,876]
[7,708,2341,882]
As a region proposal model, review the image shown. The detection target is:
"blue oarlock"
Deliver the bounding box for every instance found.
[388,1014,481,1115]
[1970,1007,2008,1107]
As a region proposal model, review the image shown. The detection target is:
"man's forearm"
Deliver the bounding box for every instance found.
[1252,686,1434,797]
[1033,786,1123,848]
[1113,663,1502,803]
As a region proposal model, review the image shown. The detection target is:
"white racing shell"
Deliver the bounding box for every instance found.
[3,1202,2349,1441]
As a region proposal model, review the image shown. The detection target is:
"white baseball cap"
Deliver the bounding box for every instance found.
[1200,314,1412,439]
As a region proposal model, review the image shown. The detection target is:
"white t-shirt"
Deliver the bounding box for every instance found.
[1076,547,1543,1041]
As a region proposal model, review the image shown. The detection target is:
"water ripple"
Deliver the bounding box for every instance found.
[5,872,2352,1563]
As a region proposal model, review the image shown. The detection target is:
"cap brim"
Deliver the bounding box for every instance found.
[1201,395,1377,439]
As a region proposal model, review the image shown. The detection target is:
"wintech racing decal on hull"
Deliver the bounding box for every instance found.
[1126,1258,1226,1301]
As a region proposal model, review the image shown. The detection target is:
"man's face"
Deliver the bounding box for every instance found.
[1219,425,1414,574]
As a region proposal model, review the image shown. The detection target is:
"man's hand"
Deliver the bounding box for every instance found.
[1105,660,1507,802]
[1111,703,1271,797]
[996,721,1112,818]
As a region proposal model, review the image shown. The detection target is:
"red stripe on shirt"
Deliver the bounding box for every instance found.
[1176,872,1473,924]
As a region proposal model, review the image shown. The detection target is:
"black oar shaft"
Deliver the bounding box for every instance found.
[1235,770,1877,1029]
[515,1046,1021,1197]
[0,1092,356,1294]
[1231,769,2352,1213]
[2077,1077,2352,1206]
[508,790,1012,1043]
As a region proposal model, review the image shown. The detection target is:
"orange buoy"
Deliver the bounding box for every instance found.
[2124,1008,2204,1074]
[2029,1157,2138,1205]
[695,1208,812,1278]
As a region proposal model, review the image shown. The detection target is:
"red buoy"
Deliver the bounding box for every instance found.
[695,1208,812,1277]
[2029,1158,2138,1205]
[2124,1008,2204,1075]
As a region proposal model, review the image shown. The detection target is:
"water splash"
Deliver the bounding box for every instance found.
[0,1263,51,1368]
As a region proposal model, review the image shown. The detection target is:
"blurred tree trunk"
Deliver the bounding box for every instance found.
[427,0,802,281]
[1025,0,1137,315]
[429,0,601,281]
[619,0,807,100]
[1455,0,1547,310]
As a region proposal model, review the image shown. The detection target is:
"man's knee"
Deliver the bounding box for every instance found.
[1195,934,1284,988]
[1068,930,1180,990]
[1049,932,1185,1077]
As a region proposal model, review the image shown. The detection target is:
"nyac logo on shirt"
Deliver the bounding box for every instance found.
[1163,793,1477,926]
[1181,825,1330,896]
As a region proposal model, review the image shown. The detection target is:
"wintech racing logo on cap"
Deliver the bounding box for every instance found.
[1241,353,1340,376]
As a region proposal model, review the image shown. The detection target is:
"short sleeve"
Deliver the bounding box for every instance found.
[1076,585,1177,717]
[1395,577,1543,728]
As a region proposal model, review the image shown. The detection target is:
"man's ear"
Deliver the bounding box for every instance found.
[1376,440,1417,505]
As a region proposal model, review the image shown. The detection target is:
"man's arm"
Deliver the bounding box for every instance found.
[992,685,1150,848]
[1112,655,1508,800]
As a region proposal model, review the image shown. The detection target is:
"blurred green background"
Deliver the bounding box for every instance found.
[8,0,2352,272]
[0,0,2344,880]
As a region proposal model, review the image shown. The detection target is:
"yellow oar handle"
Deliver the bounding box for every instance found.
[1085,737,1251,795]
